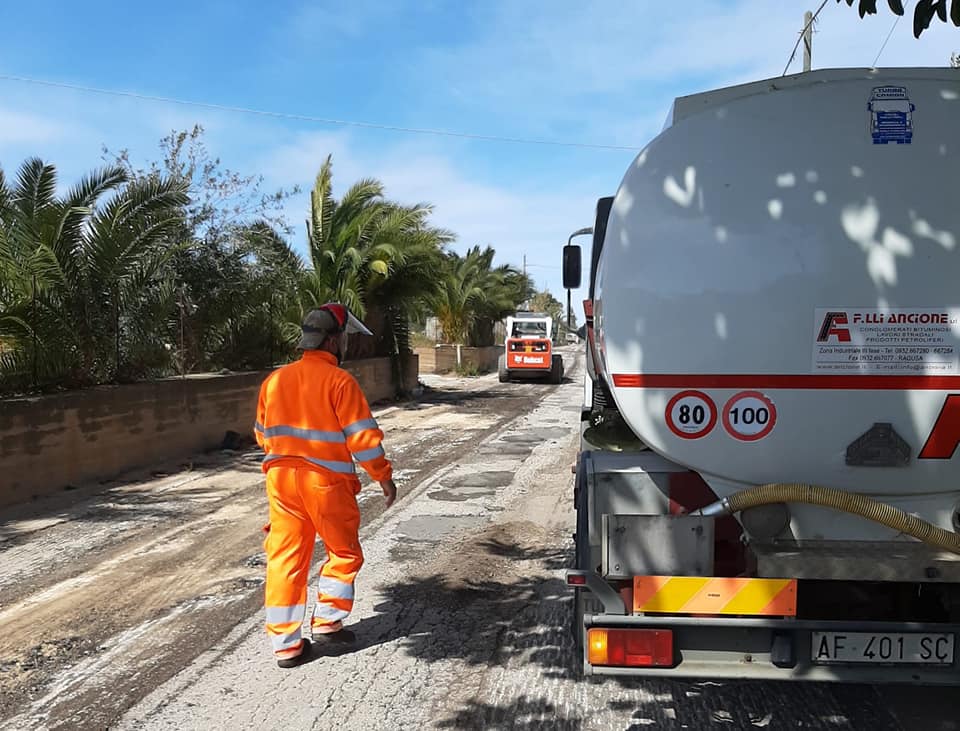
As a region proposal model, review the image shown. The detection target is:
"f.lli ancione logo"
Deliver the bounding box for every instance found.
[817,311,851,343]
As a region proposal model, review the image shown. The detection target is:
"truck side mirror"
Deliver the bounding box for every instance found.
[563,244,582,289]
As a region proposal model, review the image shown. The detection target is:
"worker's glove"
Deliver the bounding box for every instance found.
[380,479,397,508]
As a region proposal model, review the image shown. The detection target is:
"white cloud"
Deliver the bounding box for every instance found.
[0,107,69,145]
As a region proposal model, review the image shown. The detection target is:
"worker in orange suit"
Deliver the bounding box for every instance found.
[255,303,397,668]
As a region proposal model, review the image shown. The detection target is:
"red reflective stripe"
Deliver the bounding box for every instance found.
[612,374,960,390]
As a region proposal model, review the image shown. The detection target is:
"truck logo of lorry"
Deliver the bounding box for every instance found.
[817,312,851,343]
[868,86,914,145]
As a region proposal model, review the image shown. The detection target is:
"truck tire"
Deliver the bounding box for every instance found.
[550,355,563,384]
[498,355,509,383]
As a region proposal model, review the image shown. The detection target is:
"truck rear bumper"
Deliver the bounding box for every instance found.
[581,613,960,684]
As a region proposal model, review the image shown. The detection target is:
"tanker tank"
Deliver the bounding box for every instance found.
[594,68,960,542]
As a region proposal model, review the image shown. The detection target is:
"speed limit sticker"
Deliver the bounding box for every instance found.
[665,390,718,440]
[722,391,777,442]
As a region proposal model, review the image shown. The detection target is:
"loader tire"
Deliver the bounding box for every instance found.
[550,355,563,384]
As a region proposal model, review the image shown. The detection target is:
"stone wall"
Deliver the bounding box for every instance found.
[415,345,501,374]
[0,354,417,509]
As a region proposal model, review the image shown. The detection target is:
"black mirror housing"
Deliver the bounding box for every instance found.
[563,244,582,289]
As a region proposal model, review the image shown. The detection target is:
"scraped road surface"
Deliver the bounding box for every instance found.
[0,349,954,730]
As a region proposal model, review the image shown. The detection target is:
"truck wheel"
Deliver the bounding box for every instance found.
[498,355,509,383]
[550,355,563,384]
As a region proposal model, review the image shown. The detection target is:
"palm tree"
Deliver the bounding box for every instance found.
[302,155,389,317]
[0,158,188,391]
[431,246,532,346]
[470,262,532,347]
[432,247,488,345]
[300,156,453,377]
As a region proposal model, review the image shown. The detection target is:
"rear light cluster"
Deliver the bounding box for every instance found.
[587,628,674,668]
[509,340,549,352]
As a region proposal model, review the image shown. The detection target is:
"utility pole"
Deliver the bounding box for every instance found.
[803,10,813,72]
[522,254,528,311]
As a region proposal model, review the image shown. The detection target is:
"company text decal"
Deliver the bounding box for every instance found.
[813,308,960,375]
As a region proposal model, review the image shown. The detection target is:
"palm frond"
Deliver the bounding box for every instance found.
[13,158,58,222]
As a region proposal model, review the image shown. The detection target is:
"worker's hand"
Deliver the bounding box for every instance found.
[380,479,397,508]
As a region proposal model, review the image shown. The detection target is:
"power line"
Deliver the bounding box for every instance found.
[872,1,907,67]
[0,73,642,153]
[782,1,830,76]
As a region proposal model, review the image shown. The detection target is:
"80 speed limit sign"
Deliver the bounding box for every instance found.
[665,390,718,440]
[722,391,777,442]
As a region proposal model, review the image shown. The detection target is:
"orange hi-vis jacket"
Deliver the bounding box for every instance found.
[255,350,392,484]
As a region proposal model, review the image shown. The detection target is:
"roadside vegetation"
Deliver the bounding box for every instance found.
[0,128,535,396]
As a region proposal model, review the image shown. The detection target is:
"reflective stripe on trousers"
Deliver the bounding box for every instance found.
[266,604,305,624]
[313,604,351,623]
[270,628,303,652]
[317,577,355,601]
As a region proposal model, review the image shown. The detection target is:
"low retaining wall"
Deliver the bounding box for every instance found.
[0,354,417,509]
[415,345,501,374]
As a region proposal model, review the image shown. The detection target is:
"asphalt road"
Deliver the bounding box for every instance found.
[1,349,956,730]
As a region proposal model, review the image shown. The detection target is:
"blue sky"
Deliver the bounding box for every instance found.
[0,1,957,314]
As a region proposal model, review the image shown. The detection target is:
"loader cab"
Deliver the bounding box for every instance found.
[510,317,550,340]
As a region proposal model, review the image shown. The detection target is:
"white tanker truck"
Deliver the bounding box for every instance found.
[564,68,960,683]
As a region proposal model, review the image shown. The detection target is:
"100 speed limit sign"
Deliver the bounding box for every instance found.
[665,391,717,439]
[722,391,777,442]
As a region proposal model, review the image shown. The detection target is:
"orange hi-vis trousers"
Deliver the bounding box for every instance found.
[264,465,363,657]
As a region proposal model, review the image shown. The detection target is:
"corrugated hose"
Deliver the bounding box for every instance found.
[693,483,960,555]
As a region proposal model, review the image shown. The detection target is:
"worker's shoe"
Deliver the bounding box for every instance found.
[312,621,356,645]
[275,639,311,669]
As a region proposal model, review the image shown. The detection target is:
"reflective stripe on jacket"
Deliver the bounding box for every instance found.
[255,350,392,483]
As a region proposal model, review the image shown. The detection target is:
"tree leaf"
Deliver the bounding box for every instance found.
[914,0,940,35]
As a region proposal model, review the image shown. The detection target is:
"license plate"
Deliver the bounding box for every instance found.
[811,632,955,665]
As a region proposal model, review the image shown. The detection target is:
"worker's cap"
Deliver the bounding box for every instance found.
[298,303,373,350]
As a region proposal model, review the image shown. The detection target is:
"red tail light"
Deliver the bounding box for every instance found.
[587,628,674,668]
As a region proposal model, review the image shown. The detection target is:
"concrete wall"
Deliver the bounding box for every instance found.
[0,354,417,509]
[344,354,419,404]
[415,345,501,374]
[416,346,437,373]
